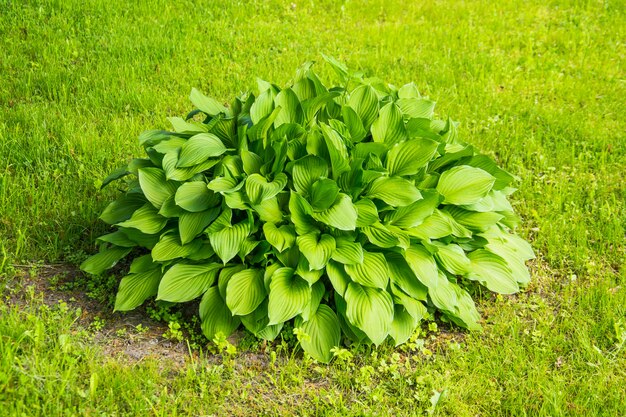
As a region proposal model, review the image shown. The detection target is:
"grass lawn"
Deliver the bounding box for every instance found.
[1,0,625,415]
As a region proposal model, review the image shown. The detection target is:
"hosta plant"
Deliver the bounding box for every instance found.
[81,57,534,363]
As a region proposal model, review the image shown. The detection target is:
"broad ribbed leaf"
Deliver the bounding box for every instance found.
[403,245,439,288]
[97,230,137,248]
[390,305,418,346]
[342,106,367,142]
[310,179,340,211]
[175,182,219,212]
[296,233,336,270]
[348,85,379,130]
[162,151,219,182]
[190,88,228,116]
[385,138,439,176]
[289,191,318,235]
[428,272,459,313]
[296,304,341,363]
[354,198,379,227]
[435,243,471,275]
[292,155,329,195]
[436,165,495,205]
[116,203,167,234]
[301,281,325,321]
[199,287,240,340]
[344,251,389,289]
[152,234,202,261]
[179,208,220,244]
[263,222,295,253]
[295,256,324,285]
[157,263,221,302]
[138,168,178,209]
[385,190,441,228]
[208,221,250,264]
[320,124,350,179]
[311,193,357,231]
[326,261,351,297]
[245,173,287,205]
[226,269,266,316]
[252,198,283,223]
[367,176,421,206]
[274,88,302,126]
[396,98,435,119]
[405,209,453,240]
[80,246,131,275]
[361,222,399,248]
[100,193,146,225]
[114,268,162,311]
[371,102,406,145]
[331,238,364,265]
[386,252,428,300]
[466,249,519,294]
[344,283,394,345]
[177,133,227,168]
[268,268,311,324]
[446,207,503,231]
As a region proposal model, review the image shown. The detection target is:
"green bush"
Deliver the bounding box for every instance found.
[81,57,534,363]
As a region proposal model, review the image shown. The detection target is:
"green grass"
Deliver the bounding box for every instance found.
[1,0,625,415]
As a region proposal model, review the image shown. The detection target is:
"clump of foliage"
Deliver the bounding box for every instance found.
[81,57,534,363]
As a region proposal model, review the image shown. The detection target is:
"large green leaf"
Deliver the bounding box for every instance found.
[385,138,439,176]
[296,304,341,363]
[80,246,132,275]
[403,244,439,288]
[367,176,421,206]
[310,179,340,211]
[244,173,287,205]
[268,268,311,325]
[116,203,167,234]
[225,269,266,316]
[371,102,406,145]
[175,182,219,212]
[296,232,336,270]
[396,98,436,119]
[199,287,240,340]
[208,221,250,264]
[292,155,329,195]
[177,133,227,168]
[151,234,202,262]
[162,151,220,182]
[466,249,519,294]
[138,168,178,209]
[342,105,367,142]
[344,251,389,290]
[361,222,400,248]
[311,193,357,231]
[390,305,419,346]
[274,88,303,126]
[114,268,162,311]
[348,85,379,130]
[179,208,220,244]
[385,252,428,300]
[320,124,350,179]
[190,88,228,116]
[326,260,351,297]
[436,165,495,205]
[289,191,318,235]
[354,198,379,227]
[331,237,364,265]
[157,262,221,302]
[344,282,394,345]
[434,243,471,275]
[263,222,296,253]
[100,193,146,225]
[385,190,441,229]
